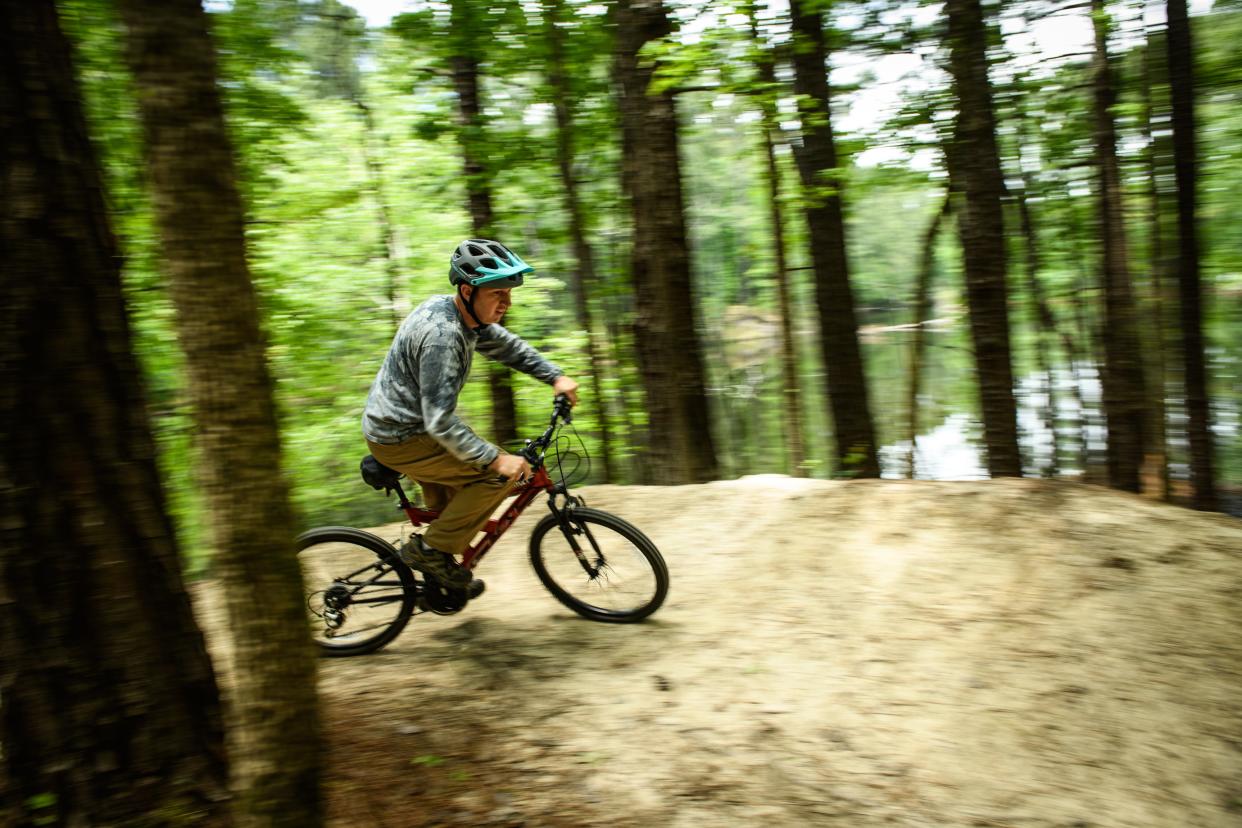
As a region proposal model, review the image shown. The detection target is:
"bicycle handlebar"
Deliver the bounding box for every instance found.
[552,393,573,425]
[518,394,574,469]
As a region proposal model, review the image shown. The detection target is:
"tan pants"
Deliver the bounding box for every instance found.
[367,435,516,557]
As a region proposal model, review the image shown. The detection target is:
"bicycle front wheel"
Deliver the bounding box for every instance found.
[296,527,416,657]
[529,507,668,622]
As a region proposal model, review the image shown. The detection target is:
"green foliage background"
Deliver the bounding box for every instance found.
[59,0,1241,571]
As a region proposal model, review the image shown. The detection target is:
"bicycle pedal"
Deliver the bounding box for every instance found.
[420,574,473,615]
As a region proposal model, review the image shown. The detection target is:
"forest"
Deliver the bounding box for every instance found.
[50,0,1242,547]
[2,0,1239,823]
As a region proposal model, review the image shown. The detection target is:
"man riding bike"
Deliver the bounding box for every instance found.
[362,239,579,593]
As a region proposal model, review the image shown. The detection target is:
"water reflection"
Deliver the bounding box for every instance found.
[878,366,1241,516]
[880,413,987,480]
[711,307,1238,506]
[878,366,1108,480]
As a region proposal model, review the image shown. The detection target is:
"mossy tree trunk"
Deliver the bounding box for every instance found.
[1090,0,1147,493]
[544,0,615,480]
[1166,0,1217,510]
[450,0,519,446]
[614,0,719,484]
[788,0,880,479]
[0,3,229,824]
[748,3,806,477]
[115,0,322,823]
[944,0,1023,477]
[906,194,952,478]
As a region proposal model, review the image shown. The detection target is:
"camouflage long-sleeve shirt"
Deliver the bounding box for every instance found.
[362,295,563,468]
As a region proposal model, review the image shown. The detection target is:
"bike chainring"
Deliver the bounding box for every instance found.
[418,575,468,615]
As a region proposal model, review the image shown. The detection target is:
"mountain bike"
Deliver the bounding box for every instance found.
[296,395,669,657]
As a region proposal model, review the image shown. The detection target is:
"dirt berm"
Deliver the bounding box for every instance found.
[196,476,1242,827]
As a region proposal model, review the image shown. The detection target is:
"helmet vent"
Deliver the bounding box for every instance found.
[479,257,499,270]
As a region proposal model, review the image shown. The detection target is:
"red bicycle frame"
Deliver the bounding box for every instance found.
[393,466,556,570]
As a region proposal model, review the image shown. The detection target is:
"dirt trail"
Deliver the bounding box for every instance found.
[194,477,1242,827]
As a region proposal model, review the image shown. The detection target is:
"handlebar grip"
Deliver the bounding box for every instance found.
[553,393,573,424]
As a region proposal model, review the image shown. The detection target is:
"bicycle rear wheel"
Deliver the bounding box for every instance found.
[529,507,668,622]
[296,527,416,657]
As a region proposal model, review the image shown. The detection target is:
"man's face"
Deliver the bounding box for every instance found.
[470,286,512,324]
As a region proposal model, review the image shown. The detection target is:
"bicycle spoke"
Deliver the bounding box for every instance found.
[323,619,392,639]
[297,530,416,655]
[531,508,667,621]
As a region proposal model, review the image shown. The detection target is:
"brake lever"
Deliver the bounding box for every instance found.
[519,440,542,468]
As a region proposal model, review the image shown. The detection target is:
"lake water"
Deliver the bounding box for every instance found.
[711,309,1240,501]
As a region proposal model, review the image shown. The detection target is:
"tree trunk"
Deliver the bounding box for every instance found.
[1069,215,1101,476]
[0,3,229,824]
[943,0,1022,477]
[761,126,806,478]
[1032,211,1088,479]
[906,193,952,478]
[115,1,322,824]
[1142,28,1173,500]
[788,0,880,479]
[614,0,719,484]
[605,288,641,482]
[602,228,640,482]
[450,0,519,446]
[1015,183,1060,477]
[316,3,403,333]
[748,6,806,477]
[1166,0,1217,510]
[1013,106,1080,478]
[1090,0,1147,493]
[544,0,615,481]
[357,100,403,334]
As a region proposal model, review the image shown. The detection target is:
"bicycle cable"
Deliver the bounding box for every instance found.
[547,418,592,488]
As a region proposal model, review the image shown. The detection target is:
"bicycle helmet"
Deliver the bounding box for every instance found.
[449,239,532,330]
[449,239,532,288]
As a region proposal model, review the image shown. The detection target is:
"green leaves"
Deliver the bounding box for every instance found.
[410,754,446,766]
[62,0,1242,517]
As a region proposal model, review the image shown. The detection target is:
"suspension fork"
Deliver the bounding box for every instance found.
[545,489,601,576]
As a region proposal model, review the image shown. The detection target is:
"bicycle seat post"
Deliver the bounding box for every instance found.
[391,481,412,509]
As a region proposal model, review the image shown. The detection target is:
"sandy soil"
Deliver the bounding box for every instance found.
[194,477,1242,827]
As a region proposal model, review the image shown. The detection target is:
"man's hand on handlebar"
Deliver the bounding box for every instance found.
[489,452,532,483]
[552,375,579,406]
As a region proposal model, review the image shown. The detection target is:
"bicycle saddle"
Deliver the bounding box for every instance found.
[360,455,403,491]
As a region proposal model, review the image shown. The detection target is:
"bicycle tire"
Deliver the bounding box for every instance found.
[296,526,416,657]
[529,507,668,622]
